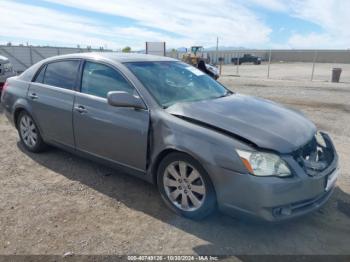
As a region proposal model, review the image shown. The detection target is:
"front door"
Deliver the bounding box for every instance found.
[73,61,149,172]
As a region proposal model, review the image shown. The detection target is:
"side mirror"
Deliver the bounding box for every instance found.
[107,91,146,110]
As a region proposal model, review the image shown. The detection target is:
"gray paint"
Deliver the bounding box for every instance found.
[1,52,339,221]
[166,94,316,153]
[28,82,76,147]
[107,91,146,109]
[73,91,149,171]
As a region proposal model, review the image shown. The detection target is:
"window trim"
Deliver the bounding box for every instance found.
[78,59,148,109]
[31,58,83,91]
[32,64,47,83]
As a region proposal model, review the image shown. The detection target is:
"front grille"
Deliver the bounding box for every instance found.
[293,133,334,177]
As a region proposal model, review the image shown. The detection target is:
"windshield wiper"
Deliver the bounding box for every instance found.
[163,92,233,108]
[216,90,232,99]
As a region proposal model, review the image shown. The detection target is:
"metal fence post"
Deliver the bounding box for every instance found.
[236,51,240,76]
[29,46,33,66]
[311,50,318,81]
[267,49,272,78]
[216,36,219,64]
[219,60,223,76]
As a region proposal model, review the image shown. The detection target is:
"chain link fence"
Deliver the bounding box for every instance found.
[1,46,349,83]
[167,49,350,83]
[0,45,111,73]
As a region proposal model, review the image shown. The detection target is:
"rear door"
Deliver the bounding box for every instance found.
[28,59,81,147]
[73,61,149,172]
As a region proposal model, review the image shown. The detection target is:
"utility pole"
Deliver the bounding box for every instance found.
[216,36,219,64]
[267,49,272,78]
[311,50,318,81]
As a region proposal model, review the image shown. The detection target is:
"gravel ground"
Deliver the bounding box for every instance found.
[222,62,350,83]
[0,73,350,256]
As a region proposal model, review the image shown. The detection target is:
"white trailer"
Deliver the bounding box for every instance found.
[145,42,166,56]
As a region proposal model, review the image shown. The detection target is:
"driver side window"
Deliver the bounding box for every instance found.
[81,61,134,98]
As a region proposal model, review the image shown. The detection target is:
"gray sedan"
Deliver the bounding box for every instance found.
[1,53,339,221]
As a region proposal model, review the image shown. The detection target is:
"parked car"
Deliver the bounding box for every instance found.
[0,55,16,93]
[197,60,219,80]
[231,54,261,65]
[1,53,339,221]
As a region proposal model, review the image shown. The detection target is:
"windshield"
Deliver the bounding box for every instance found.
[125,61,230,107]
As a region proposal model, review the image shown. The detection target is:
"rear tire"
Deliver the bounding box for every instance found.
[17,111,47,153]
[157,152,216,220]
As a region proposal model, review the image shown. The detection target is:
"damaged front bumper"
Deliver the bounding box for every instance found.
[207,131,339,222]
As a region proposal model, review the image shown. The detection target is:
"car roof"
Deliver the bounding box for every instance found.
[43,52,178,63]
[18,52,179,82]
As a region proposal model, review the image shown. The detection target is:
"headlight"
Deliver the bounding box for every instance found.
[315,131,326,147]
[237,149,291,177]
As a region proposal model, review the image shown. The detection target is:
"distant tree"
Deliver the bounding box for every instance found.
[122,46,131,53]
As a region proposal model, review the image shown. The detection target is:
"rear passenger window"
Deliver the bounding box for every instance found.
[44,60,80,89]
[34,65,46,83]
[81,62,134,98]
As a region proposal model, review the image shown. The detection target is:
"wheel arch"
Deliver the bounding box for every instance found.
[151,148,181,185]
[14,107,26,129]
[150,147,212,187]
[12,103,44,138]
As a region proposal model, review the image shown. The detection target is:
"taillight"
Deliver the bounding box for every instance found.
[2,80,9,92]
[1,80,9,100]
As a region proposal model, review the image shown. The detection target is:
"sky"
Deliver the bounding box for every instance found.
[0,0,349,50]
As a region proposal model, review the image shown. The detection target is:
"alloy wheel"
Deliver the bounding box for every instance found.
[163,161,206,212]
[19,114,38,148]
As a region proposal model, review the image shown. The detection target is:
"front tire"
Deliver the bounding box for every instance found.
[157,152,216,219]
[17,111,47,153]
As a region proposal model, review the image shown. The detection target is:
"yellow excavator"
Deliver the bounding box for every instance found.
[182,46,209,65]
[182,46,219,80]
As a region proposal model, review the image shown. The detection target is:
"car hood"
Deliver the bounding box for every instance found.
[166,94,316,153]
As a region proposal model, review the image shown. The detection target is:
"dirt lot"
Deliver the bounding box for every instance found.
[0,73,350,256]
[222,62,350,83]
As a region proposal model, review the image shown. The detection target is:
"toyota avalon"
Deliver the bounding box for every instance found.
[1,53,339,221]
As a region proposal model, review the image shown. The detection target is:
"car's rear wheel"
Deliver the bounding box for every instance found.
[17,111,46,153]
[157,152,216,219]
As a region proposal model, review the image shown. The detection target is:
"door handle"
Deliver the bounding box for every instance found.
[74,105,87,114]
[29,93,38,100]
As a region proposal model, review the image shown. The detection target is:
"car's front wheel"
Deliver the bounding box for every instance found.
[17,111,47,153]
[157,152,216,219]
